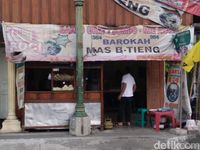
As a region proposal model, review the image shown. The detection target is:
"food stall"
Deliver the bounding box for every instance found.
[24,62,103,128]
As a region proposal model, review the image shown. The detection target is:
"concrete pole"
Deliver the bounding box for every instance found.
[0,62,21,133]
[69,0,91,136]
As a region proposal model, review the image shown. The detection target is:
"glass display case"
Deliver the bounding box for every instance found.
[52,68,75,91]
[25,62,102,93]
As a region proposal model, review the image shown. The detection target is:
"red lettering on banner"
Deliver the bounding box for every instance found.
[168,69,181,75]
[168,77,179,84]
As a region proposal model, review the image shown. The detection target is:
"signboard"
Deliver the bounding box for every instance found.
[84,25,181,61]
[156,0,200,16]
[165,63,181,105]
[2,22,193,62]
[164,62,192,120]
[2,23,76,62]
[114,0,182,30]
[173,30,191,50]
[164,63,181,119]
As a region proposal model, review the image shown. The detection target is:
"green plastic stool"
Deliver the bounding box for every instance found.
[135,108,148,127]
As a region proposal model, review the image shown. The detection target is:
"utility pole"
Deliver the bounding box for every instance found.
[69,0,91,136]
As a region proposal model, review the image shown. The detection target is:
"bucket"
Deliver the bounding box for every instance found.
[185,119,197,129]
[160,117,167,123]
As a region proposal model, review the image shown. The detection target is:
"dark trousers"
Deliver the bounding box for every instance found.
[119,97,133,123]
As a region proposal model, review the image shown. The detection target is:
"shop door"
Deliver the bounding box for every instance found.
[147,61,164,109]
[103,61,147,123]
[0,49,8,119]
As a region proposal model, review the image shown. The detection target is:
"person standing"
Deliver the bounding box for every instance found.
[118,67,136,126]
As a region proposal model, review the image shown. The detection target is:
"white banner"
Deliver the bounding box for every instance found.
[2,22,193,62]
[84,25,189,61]
[164,62,181,120]
[164,62,192,120]
[2,22,76,62]
[16,63,25,109]
[25,103,101,127]
[181,72,192,119]
[114,0,182,30]
[165,63,181,106]
[156,0,200,17]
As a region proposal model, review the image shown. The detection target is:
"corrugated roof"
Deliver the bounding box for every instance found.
[0,0,193,26]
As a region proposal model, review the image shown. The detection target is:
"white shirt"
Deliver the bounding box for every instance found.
[121,73,136,97]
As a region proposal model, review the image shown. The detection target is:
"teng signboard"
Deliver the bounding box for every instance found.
[156,0,200,16]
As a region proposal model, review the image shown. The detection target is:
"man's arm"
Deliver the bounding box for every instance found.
[133,84,136,93]
[118,82,126,100]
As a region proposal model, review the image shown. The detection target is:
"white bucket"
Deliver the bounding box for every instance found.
[153,124,164,129]
[196,120,200,131]
[160,117,167,123]
[185,119,197,128]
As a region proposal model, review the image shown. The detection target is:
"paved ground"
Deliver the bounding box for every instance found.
[0,127,198,150]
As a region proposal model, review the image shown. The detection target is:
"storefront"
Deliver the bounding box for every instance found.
[1,22,193,129]
[0,0,193,131]
[22,60,147,129]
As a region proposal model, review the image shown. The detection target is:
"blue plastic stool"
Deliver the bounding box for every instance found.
[135,108,148,127]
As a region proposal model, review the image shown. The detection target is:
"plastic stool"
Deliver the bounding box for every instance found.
[135,108,148,127]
